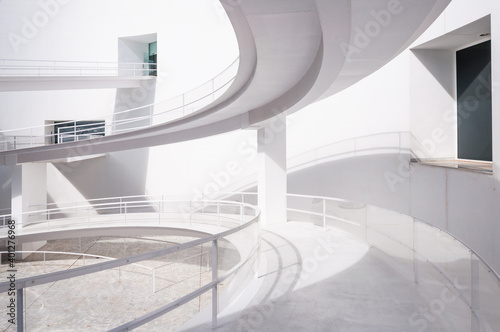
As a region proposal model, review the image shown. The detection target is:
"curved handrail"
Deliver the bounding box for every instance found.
[286,193,500,280]
[227,191,500,332]
[0,198,260,331]
[0,57,239,152]
[1,198,252,231]
[0,250,152,271]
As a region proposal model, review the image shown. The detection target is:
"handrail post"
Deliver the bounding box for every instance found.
[471,254,480,332]
[124,203,127,224]
[212,239,218,329]
[413,219,419,284]
[17,288,23,332]
[217,202,220,227]
[189,201,193,227]
[322,198,326,230]
[182,94,185,116]
[152,269,156,294]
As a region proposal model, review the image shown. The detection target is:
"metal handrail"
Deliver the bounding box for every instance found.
[0,198,260,331]
[0,57,239,152]
[0,59,157,77]
[0,250,152,271]
[226,191,500,286]
[1,198,253,230]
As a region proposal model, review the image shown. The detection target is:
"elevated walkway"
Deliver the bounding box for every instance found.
[0,75,154,91]
[2,194,499,331]
[0,0,451,164]
[0,59,156,91]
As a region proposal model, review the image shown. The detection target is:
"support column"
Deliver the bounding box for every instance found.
[11,163,47,258]
[491,3,500,274]
[257,118,287,226]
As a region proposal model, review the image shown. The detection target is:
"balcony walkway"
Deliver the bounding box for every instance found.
[181,221,470,331]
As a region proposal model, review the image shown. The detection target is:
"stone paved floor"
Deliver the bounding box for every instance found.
[0,235,238,331]
[180,222,472,332]
[1,222,475,332]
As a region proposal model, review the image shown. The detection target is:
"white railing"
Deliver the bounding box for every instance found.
[288,131,411,173]
[2,198,253,231]
[0,198,260,331]
[0,250,152,280]
[0,59,156,77]
[225,191,500,332]
[0,57,239,152]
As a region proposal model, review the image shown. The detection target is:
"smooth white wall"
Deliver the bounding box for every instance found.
[0,0,238,131]
[0,0,238,206]
[409,49,456,160]
[285,0,500,273]
[287,51,411,158]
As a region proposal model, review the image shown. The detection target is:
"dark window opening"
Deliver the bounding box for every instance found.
[54,121,105,144]
[456,40,492,161]
[148,41,157,76]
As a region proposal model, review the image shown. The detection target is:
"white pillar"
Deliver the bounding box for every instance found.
[257,118,287,226]
[11,163,47,229]
[491,3,500,273]
[11,163,48,259]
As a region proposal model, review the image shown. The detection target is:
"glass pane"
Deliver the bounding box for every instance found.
[414,221,472,306]
[475,254,500,330]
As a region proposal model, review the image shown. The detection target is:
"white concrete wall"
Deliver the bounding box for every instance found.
[0,0,238,206]
[0,0,498,274]
[285,0,500,273]
[0,0,238,131]
[409,49,456,160]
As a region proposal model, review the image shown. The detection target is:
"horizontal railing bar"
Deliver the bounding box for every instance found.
[109,281,216,332]
[0,211,258,292]
[219,242,259,284]
[0,250,152,270]
[287,192,500,287]
[287,208,364,228]
[0,57,239,153]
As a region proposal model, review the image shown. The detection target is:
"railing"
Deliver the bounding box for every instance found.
[0,59,157,77]
[2,198,254,231]
[226,191,500,332]
[0,198,260,331]
[0,250,152,281]
[288,131,411,173]
[0,57,239,152]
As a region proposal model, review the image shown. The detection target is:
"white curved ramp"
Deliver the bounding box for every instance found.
[0,0,450,165]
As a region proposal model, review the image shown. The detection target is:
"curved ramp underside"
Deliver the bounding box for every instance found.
[0,0,450,165]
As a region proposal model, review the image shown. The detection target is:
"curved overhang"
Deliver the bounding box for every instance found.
[0,0,451,165]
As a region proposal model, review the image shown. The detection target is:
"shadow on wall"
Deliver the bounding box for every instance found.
[113,79,157,132]
[48,148,150,206]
